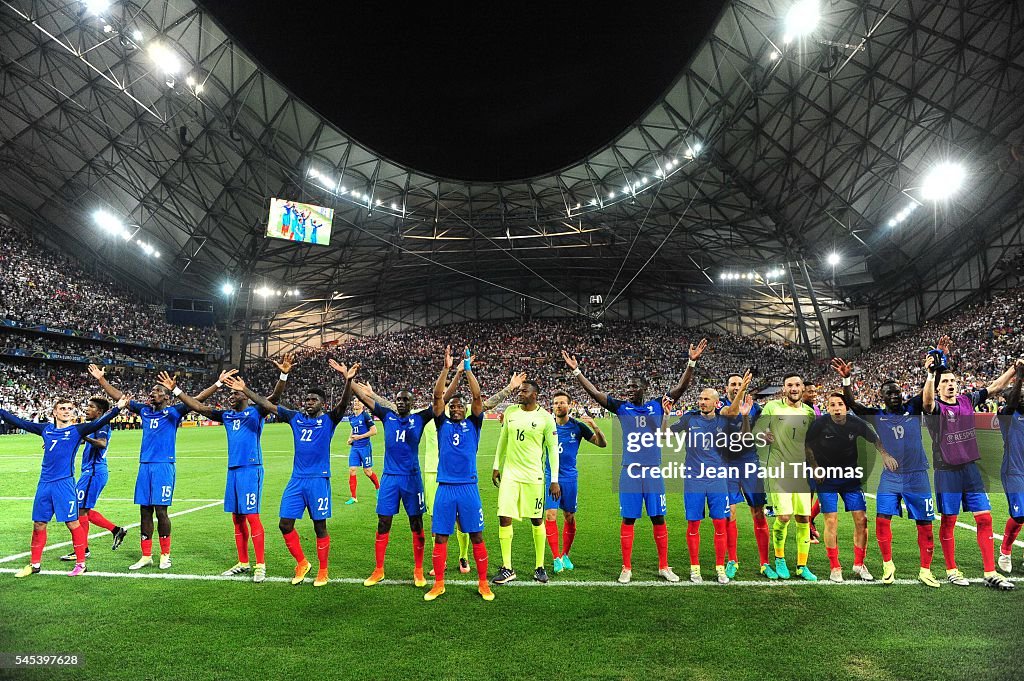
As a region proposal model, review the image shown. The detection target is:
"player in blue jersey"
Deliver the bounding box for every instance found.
[562,347,694,584]
[157,358,291,583]
[223,366,354,587]
[997,361,1024,573]
[344,398,379,505]
[91,365,219,570]
[331,364,433,588]
[832,358,941,587]
[281,202,293,238]
[424,346,495,602]
[58,397,129,562]
[668,374,751,584]
[1,393,127,577]
[544,390,606,573]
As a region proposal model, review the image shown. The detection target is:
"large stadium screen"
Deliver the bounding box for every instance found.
[266,198,333,246]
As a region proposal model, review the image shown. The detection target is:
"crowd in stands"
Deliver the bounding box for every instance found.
[0,221,222,353]
[0,330,209,368]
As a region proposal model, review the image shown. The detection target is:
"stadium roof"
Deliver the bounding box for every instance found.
[1,1,1022,348]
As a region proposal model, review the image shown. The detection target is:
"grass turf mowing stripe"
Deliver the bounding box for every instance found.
[1,567,1019,587]
[0,501,222,564]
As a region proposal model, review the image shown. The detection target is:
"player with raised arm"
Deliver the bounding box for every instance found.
[922,339,1018,590]
[491,378,561,585]
[58,396,129,562]
[90,364,219,570]
[678,340,775,580]
[424,346,495,602]
[805,392,898,583]
[545,390,607,573]
[1,393,127,577]
[667,373,752,584]
[330,362,432,588]
[156,355,291,583]
[997,360,1024,573]
[223,365,354,587]
[344,398,380,506]
[831,357,940,587]
[756,372,817,581]
[561,348,692,584]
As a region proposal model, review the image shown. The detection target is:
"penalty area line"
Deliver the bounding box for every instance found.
[0,501,223,565]
[0,568,1019,587]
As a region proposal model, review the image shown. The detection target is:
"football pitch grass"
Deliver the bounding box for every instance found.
[1,420,1023,681]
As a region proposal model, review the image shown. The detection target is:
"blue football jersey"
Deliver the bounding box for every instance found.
[435,412,484,484]
[211,405,265,468]
[130,401,189,464]
[606,396,665,466]
[279,407,342,478]
[545,418,594,480]
[349,411,374,449]
[80,424,112,474]
[717,398,761,458]
[861,396,929,473]
[371,403,430,475]
[999,407,1024,477]
[0,407,119,483]
[670,411,735,469]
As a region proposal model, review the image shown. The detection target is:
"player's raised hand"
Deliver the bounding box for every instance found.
[561,349,578,371]
[830,358,852,378]
[688,338,708,362]
[924,354,935,372]
[271,352,294,374]
[580,413,596,427]
[661,396,675,413]
[739,394,754,416]
[344,362,360,379]
[444,345,453,370]
[327,358,346,374]
[739,370,753,394]
[87,363,105,380]
[116,394,131,410]
[222,374,247,392]
[492,469,501,487]
[156,371,176,391]
[217,369,238,384]
[936,335,952,355]
[508,372,527,390]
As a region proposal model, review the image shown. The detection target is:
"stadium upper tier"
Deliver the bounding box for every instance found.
[0,221,222,354]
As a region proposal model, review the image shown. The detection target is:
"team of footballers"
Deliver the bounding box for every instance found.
[4,334,1022,595]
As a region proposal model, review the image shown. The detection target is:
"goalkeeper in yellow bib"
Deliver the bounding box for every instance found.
[491,379,561,584]
[757,372,819,581]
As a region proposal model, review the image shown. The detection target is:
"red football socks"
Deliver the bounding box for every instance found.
[726,517,738,563]
[811,498,821,521]
[412,530,425,571]
[917,523,934,568]
[348,475,358,499]
[1002,518,1023,556]
[712,518,728,567]
[432,542,447,583]
[232,515,250,563]
[562,520,576,555]
[282,529,305,563]
[620,523,634,569]
[71,524,88,563]
[653,523,669,570]
[375,531,390,569]
[141,536,153,558]
[939,514,958,570]
[472,541,488,582]
[753,514,770,564]
[87,509,116,532]
[686,520,701,566]
[875,517,893,562]
[545,519,561,559]
[158,535,171,555]
[30,527,46,564]
[853,544,866,567]
[316,536,330,570]
[247,514,265,564]
[976,512,995,572]
[368,472,380,490]
[827,545,841,569]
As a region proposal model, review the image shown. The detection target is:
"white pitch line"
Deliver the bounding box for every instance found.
[0,567,1019,588]
[0,501,222,564]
